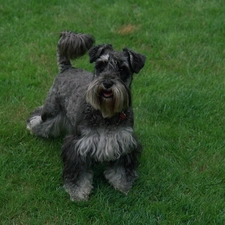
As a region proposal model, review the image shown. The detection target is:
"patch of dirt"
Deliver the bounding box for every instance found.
[117,24,139,35]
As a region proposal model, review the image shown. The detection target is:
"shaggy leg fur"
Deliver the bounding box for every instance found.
[104,151,140,194]
[62,136,93,201]
[64,171,93,201]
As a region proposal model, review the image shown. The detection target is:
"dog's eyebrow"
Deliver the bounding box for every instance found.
[99,54,109,62]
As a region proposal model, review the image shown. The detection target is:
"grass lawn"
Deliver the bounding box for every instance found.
[1,0,225,224]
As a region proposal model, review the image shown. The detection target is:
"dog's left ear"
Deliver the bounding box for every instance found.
[123,48,146,74]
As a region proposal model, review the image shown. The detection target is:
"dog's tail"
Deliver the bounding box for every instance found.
[57,31,95,72]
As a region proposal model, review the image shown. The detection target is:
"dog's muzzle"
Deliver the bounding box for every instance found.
[86,78,130,118]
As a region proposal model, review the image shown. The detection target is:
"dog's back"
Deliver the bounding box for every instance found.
[27,31,94,137]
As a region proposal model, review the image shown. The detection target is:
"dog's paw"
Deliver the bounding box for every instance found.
[26,116,42,133]
[112,182,132,195]
[104,166,138,195]
[64,183,92,201]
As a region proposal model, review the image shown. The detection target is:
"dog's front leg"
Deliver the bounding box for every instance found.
[104,151,140,195]
[61,135,93,201]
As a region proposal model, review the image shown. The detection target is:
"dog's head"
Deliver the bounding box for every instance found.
[86,44,146,118]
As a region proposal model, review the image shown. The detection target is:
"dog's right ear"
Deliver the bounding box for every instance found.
[89,44,113,63]
[123,48,146,74]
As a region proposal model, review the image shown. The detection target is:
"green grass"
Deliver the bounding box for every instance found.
[1,0,225,224]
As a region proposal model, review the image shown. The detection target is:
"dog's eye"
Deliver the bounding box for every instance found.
[95,61,108,73]
[119,65,129,72]
[119,66,130,81]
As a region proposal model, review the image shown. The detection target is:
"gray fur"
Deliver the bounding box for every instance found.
[27,31,145,201]
[75,127,137,162]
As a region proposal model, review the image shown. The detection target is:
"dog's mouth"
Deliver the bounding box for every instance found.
[101,90,113,99]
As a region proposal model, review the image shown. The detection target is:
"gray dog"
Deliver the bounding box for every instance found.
[27,31,146,201]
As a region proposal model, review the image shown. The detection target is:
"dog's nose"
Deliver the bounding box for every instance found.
[103,80,113,89]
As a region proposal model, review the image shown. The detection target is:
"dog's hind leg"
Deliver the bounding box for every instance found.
[26,88,72,138]
[61,135,93,201]
[27,110,66,138]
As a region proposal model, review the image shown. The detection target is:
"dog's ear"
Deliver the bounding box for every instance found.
[123,48,146,74]
[89,44,113,63]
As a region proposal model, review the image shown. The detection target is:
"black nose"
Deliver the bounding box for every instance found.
[103,80,113,89]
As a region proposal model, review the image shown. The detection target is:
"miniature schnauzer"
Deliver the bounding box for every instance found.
[27,31,146,201]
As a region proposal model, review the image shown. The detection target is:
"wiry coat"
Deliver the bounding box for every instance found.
[27,31,146,201]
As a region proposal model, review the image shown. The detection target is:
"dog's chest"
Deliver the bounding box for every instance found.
[75,126,137,162]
